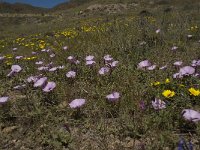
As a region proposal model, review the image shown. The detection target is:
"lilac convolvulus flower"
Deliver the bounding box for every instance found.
[152,98,166,110]
[33,77,47,87]
[13,84,26,90]
[173,61,183,66]
[137,60,151,69]
[43,82,56,92]
[147,65,157,70]
[38,66,49,71]
[0,97,9,104]
[69,99,86,108]
[182,109,200,122]
[66,71,76,78]
[49,67,58,72]
[98,67,110,75]
[104,55,113,62]
[179,66,195,76]
[63,46,68,50]
[7,65,22,77]
[15,56,23,60]
[35,61,43,65]
[106,92,120,102]
[171,46,178,51]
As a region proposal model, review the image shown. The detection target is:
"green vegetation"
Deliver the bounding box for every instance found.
[0,0,200,149]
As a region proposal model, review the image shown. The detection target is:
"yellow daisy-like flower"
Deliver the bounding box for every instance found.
[162,90,175,98]
[189,88,200,96]
[165,78,170,83]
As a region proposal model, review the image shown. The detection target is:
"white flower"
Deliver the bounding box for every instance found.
[0,97,9,104]
[34,77,47,87]
[43,82,56,92]
[182,109,200,122]
[69,99,86,108]
[106,92,120,102]
[66,71,76,78]
[152,98,166,110]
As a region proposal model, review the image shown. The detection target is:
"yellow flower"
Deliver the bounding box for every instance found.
[151,81,160,86]
[189,88,200,96]
[165,78,170,83]
[162,90,175,98]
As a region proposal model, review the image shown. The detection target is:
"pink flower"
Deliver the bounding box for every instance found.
[34,77,47,87]
[182,109,200,122]
[69,99,86,108]
[0,97,9,104]
[43,82,56,92]
[152,98,166,110]
[106,92,120,102]
[66,71,76,78]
